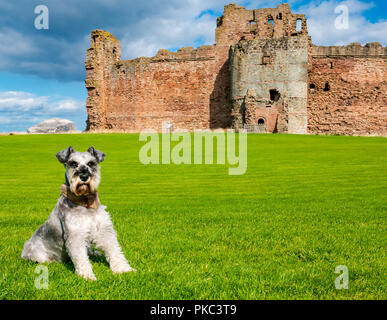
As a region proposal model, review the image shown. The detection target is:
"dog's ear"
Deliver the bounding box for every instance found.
[56,146,75,164]
[87,147,105,163]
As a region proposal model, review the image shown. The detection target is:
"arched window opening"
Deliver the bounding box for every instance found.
[269,89,281,102]
[309,83,316,93]
[296,19,302,32]
[330,61,333,69]
[250,20,255,25]
[268,19,275,26]
[323,82,330,91]
[258,118,265,125]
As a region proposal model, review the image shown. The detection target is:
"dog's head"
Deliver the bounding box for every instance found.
[56,146,105,196]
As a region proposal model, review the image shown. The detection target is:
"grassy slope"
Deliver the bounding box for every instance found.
[0,133,385,299]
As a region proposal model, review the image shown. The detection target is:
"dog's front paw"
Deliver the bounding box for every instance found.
[77,269,97,281]
[110,261,136,274]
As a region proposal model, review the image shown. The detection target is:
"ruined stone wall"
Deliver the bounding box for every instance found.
[85,4,387,136]
[85,30,121,130]
[86,30,217,132]
[85,3,308,133]
[214,3,309,133]
[308,43,387,136]
[107,49,217,132]
[230,35,309,134]
[215,3,307,45]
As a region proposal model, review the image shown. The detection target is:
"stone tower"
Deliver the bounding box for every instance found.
[85,30,121,130]
[228,3,309,133]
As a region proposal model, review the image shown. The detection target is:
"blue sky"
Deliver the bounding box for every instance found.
[0,0,386,132]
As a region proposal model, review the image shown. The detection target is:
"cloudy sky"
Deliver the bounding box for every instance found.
[0,0,386,132]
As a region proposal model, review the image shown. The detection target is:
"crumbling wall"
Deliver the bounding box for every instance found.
[106,46,216,132]
[85,4,387,136]
[308,43,387,136]
[230,35,309,134]
[85,31,217,132]
[218,3,309,133]
[85,30,121,130]
[242,88,284,133]
[85,3,309,133]
[215,3,307,44]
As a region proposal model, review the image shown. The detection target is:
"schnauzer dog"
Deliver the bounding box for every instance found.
[22,146,135,280]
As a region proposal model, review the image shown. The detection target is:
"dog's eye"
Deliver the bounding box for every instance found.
[68,161,78,168]
[88,161,96,167]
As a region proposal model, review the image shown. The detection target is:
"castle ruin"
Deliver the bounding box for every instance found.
[85,3,387,136]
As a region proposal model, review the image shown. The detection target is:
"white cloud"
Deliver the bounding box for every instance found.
[119,3,220,59]
[121,14,216,58]
[0,91,83,113]
[50,99,84,112]
[0,91,47,111]
[0,91,85,131]
[0,28,38,56]
[298,0,387,46]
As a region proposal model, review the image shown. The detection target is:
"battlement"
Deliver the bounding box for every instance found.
[116,45,216,66]
[311,42,387,57]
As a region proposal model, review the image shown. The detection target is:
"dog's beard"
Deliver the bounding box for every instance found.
[70,177,98,196]
[75,182,91,196]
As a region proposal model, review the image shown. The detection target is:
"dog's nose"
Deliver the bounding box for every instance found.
[78,165,90,182]
[80,174,89,182]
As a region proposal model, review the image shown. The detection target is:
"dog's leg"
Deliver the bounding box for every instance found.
[95,223,135,274]
[65,235,97,281]
[22,238,53,263]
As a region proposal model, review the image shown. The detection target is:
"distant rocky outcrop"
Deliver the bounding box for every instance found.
[27,118,79,134]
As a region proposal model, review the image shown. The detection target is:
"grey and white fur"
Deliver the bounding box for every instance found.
[21,146,135,281]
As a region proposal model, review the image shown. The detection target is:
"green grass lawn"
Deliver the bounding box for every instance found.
[0,133,386,299]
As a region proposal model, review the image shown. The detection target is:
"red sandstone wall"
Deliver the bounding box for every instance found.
[85,6,387,136]
[215,3,307,45]
[88,3,308,133]
[104,47,217,131]
[85,31,232,132]
[308,54,387,136]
